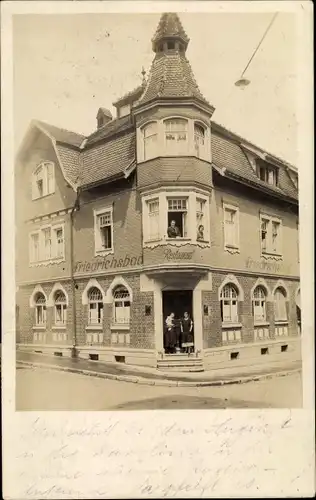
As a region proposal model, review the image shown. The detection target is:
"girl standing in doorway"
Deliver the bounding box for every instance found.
[180,312,194,355]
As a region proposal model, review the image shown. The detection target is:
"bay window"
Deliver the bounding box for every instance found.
[194,123,206,158]
[196,198,206,241]
[164,118,188,155]
[147,198,160,241]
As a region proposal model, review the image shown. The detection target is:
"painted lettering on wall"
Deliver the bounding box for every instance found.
[164,249,194,261]
[246,257,290,274]
[75,255,143,273]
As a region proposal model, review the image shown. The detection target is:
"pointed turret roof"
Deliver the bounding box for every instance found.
[152,12,190,51]
[134,13,214,112]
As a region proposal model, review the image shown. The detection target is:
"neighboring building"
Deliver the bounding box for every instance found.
[15,13,301,371]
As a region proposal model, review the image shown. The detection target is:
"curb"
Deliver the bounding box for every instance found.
[16,360,301,387]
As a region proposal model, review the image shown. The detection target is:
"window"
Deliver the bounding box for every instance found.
[252,286,266,322]
[95,209,113,253]
[34,292,46,326]
[167,198,188,238]
[32,162,55,199]
[147,198,160,241]
[118,104,130,118]
[194,123,206,158]
[29,225,64,263]
[260,215,282,255]
[220,285,238,323]
[88,287,104,325]
[274,287,287,321]
[54,291,67,326]
[164,118,188,155]
[113,286,131,325]
[167,41,175,50]
[257,164,278,186]
[143,122,158,160]
[224,205,239,249]
[196,198,206,241]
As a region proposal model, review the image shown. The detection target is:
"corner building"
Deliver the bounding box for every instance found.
[16,13,301,371]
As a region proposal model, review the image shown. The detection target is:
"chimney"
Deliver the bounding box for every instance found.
[96,108,112,129]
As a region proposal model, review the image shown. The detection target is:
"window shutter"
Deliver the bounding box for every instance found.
[231,301,238,322]
[95,215,102,251]
[89,304,97,323]
[222,301,231,322]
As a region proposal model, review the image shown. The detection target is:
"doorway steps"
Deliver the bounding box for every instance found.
[157,354,204,372]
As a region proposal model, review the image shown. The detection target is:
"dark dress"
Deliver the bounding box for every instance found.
[181,318,194,347]
[164,317,177,353]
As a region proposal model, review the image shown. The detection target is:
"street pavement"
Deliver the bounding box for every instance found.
[16,365,302,410]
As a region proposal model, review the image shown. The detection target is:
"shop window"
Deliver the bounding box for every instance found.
[260,215,282,255]
[252,286,267,322]
[54,290,67,326]
[94,208,113,254]
[194,123,206,158]
[167,198,188,238]
[143,122,158,161]
[113,286,131,326]
[88,287,104,325]
[164,118,188,155]
[274,287,287,321]
[220,284,239,323]
[34,292,47,326]
[32,162,55,200]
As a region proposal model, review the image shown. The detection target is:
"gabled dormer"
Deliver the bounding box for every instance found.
[256,160,279,187]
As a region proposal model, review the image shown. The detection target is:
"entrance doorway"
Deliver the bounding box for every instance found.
[162,290,193,353]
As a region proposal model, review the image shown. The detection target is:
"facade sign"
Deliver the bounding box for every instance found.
[164,249,194,261]
[75,254,143,273]
[246,257,290,274]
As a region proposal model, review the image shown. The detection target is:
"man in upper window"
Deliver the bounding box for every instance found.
[167,220,181,238]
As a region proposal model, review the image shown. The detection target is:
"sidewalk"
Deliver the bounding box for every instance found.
[16,350,302,387]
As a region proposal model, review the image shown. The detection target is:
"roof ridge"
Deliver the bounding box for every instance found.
[36,119,85,139]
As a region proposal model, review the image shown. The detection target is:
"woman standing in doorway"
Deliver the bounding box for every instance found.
[180,312,194,355]
[164,312,176,354]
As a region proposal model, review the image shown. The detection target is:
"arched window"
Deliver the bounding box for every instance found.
[164,118,188,155]
[113,286,131,325]
[194,123,206,158]
[143,122,158,161]
[252,286,267,322]
[34,292,47,326]
[54,290,67,326]
[274,287,287,321]
[220,284,238,323]
[88,287,103,325]
[32,162,55,200]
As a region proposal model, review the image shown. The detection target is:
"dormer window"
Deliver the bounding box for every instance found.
[118,104,130,118]
[164,118,188,155]
[257,162,278,186]
[32,162,55,200]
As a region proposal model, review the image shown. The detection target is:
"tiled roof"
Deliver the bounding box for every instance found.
[136,52,212,108]
[113,84,145,107]
[55,144,82,187]
[84,115,133,147]
[211,133,298,201]
[36,120,85,148]
[152,13,190,46]
[79,131,135,187]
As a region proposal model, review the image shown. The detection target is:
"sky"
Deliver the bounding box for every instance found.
[13,11,297,164]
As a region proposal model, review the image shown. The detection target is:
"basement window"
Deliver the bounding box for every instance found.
[230,352,239,360]
[261,347,269,355]
[281,344,288,353]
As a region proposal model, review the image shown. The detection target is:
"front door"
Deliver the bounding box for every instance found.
[162,290,193,353]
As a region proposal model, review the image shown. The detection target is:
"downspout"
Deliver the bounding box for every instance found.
[70,187,81,358]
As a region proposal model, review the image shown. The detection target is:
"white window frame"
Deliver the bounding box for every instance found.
[274,287,288,322]
[164,118,189,156]
[143,122,158,161]
[223,203,240,251]
[220,284,239,324]
[29,223,65,264]
[260,213,282,256]
[194,122,206,159]
[88,287,104,325]
[257,164,278,186]
[146,198,160,242]
[252,286,267,322]
[167,197,189,239]
[94,207,114,256]
[34,293,47,326]
[32,162,55,200]
[112,286,131,327]
[54,290,67,326]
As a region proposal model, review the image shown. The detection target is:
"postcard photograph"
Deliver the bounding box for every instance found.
[13,7,304,411]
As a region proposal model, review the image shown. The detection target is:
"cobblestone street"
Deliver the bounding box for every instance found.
[16,365,302,410]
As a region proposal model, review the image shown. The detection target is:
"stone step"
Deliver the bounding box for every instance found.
[158,358,202,365]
